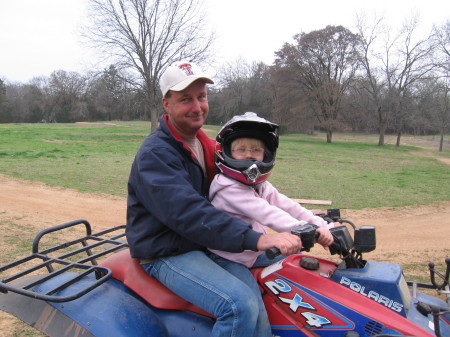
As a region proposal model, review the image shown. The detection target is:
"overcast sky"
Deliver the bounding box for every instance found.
[0,0,448,83]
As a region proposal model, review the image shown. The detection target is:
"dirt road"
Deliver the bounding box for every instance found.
[1,173,449,262]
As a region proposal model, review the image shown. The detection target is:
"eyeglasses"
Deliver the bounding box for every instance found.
[231,147,264,155]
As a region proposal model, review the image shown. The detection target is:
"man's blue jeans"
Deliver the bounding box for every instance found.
[142,250,274,337]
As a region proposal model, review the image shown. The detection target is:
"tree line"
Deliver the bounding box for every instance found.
[0,66,148,123]
[0,0,448,150]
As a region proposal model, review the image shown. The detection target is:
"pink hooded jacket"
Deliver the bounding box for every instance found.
[209,174,331,267]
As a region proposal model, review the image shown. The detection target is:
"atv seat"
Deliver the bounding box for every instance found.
[100,249,214,318]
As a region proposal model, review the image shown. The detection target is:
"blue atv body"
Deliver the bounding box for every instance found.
[0,218,449,337]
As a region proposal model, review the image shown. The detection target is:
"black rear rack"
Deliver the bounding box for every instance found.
[0,219,127,302]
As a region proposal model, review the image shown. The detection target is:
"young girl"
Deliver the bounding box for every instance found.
[209,112,334,268]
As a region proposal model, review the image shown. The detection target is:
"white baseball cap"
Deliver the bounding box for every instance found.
[159,61,214,97]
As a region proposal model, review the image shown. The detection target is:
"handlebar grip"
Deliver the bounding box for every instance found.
[266,247,281,260]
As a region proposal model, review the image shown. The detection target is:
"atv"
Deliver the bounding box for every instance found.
[0,210,449,337]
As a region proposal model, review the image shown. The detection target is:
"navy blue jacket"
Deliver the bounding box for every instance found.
[126,115,261,259]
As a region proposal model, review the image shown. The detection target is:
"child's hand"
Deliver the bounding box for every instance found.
[316,227,334,248]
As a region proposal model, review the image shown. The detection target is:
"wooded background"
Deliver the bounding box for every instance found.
[0,0,448,149]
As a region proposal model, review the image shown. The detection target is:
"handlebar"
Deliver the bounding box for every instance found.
[265,224,320,260]
[264,210,374,270]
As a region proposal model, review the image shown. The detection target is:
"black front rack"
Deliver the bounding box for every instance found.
[0,219,127,302]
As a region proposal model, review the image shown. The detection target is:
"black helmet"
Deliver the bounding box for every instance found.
[215,112,279,185]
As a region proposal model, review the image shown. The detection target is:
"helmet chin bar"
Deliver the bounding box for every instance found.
[216,162,271,185]
[243,164,261,183]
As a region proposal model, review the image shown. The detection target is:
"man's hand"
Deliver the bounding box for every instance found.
[316,227,334,247]
[257,232,301,256]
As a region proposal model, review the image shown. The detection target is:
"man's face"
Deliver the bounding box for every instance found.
[163,80,209,138]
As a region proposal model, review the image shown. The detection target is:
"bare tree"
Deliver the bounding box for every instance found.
[391,17,438,146]
[433,20,450,73]
[270,64,317,134]
[211,59,273,124]
[47,70,88,122]
[432,20,450,151]
[356,14,439,146]
[87,65,130,121]
[417,78,449,151]
[355,14,390,145]
[437,80,450,152]
[274,26,361,142]
[0,79,7,122]
[84,0,213,131]
[214,58,252,121]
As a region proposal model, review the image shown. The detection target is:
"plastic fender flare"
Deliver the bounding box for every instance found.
[47,278,169,337]
[1,275,169,337]
[0,290,96,337]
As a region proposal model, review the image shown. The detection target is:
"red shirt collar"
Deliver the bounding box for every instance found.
[163,114,216,184]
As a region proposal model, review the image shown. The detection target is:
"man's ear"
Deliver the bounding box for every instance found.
[162,97,170,113]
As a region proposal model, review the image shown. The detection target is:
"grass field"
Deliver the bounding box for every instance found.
[0,121,449,209]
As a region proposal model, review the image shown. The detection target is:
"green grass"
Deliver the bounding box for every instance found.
[272,136,450,208]
[0,122,147,195]
[0,219,34,263]
[0,122,449,209]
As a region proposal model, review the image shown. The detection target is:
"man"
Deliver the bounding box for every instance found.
[126,60,300,337]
